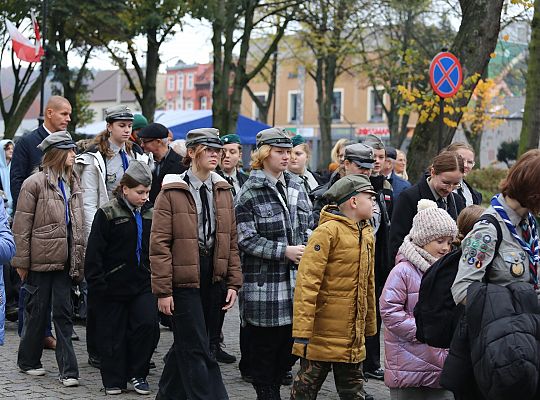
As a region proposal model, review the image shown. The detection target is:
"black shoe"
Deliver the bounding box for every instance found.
[71,328,79,341]
[149,360,156,369]
[88,355,101,369]
[215,345,236,364]
[364,393,374,400]
[5,305,18,322]
[364,367,384,380]
[281,370,293,386]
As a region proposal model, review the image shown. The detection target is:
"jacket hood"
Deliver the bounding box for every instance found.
[0,139,13,168]
[161,170,230,191]
[319,204,362,230]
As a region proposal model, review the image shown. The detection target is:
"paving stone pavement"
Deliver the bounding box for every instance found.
[0,304,390,399]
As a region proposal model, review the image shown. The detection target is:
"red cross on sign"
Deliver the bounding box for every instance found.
[429,52,463,98]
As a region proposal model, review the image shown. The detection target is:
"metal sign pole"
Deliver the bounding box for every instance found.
[38,0,48,127]
[438,98,444,152]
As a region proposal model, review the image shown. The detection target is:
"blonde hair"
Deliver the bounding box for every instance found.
[183,144,211,168]
[331,139,350,164]
[294,143,311,161]
[395,149,409,181]
[445,142,474,154]
[251,145,272,170]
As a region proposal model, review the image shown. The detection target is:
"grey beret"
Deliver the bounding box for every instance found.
[323,174,376,205]
[344,143,375,169]
[363,134,385,150]
[124,160,152,187]
[37,131,77,153]
[185,128,223,149]
[256,128,292,149]
[105,105,134,122]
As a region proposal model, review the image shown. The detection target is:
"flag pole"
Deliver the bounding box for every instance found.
[37,0,48,126]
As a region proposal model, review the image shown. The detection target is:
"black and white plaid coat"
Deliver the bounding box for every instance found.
[235,169,313,327]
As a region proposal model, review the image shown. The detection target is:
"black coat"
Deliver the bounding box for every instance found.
[389,176,465,264]
[456,179,483,206]
[149,149,186,204]
[370,175,393,290]
[441,281,540,400]
[84,197,153,300]
[310,169,340,227]
[10,125,48,212]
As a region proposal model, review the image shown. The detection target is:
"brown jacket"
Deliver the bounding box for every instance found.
[12,170,86,282]
[150,171,242,297]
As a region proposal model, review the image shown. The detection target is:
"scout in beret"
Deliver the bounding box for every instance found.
[288,134,323,193]
[362,134,386,176]
[85,158,156,395]
[219,134,248,197]
[291,173,376,397]
[131,114,149,145]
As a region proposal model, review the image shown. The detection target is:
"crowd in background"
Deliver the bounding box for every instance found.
[1,95,540,400]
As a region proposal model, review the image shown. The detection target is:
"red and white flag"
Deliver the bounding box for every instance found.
[5,13,44,63]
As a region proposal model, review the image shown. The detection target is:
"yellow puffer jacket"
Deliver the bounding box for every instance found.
[292,205,376,363]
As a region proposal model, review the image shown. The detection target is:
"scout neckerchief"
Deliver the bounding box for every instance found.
[491,195,540,288]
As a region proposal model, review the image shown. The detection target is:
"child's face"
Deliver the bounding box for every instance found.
[352,192,375,220]
[423,236,453,259]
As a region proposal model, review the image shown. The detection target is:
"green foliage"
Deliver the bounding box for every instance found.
[497,140,519,167]
[466,167,508,206]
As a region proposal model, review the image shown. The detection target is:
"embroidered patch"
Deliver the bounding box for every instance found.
[474,232,482,240]
[469,249,477,258]
[475,260,483,269]
[314,244,321,251]
[467,257,476,265]
[477,252,486,261]
[483,235,492,244]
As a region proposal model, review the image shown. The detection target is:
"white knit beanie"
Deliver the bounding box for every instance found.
[409,199,458,247]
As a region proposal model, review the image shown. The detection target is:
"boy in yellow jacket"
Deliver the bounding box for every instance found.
[291,174,377,400]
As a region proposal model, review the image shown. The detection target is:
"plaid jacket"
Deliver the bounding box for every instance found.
[235,169,313,327]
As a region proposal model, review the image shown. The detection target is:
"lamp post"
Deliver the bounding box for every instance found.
[37,0,48,126]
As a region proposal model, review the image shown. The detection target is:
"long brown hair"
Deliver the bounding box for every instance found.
[112,173,145,198]
[455,205,485,246]
[93,129,134,159]
[42,148,74,183]
[183,144,210,168]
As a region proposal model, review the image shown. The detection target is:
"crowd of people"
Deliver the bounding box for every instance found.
[1,94,540,400]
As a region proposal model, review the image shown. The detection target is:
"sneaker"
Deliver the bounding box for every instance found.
[20,367,46,376]
[130,377,150,395]
[364,367,384,380]
[215,345,236,364]
[105,387,122,395]
[59,377,79,387]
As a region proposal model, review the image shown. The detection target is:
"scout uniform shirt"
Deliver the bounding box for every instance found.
[105,140,134,197]
[452,194,536,304]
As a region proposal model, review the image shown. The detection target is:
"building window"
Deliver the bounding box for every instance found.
[186,100,194,110]
[200,96,207,110]
[167,76,175,91]
[252,93,267,122]
[176,96,183,110]
[167,101,174,110]
[332,90,343,121]
[368,87,385,122]
[177,74,184,92]
[187,73,194,90]
[288,91,299,122]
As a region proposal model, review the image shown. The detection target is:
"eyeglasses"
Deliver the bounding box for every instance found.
[464,160,475,167]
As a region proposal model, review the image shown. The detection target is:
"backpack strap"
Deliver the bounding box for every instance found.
[477,213,503,280]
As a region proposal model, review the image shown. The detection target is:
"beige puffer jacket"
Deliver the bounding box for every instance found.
[12,170,86,282]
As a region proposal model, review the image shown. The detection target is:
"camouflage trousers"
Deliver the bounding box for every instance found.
[290,357,365,400]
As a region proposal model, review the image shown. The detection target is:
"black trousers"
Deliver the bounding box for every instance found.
[17,268,78,378]
[157,254,228,400]
[246,323,293,386]
[94,291,158,389]
[364,286,382,373]
[86,288,99,360]
[239,324,251,376]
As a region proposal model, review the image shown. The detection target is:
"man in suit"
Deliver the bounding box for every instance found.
[138,123,186,204]
[381,146,411,201]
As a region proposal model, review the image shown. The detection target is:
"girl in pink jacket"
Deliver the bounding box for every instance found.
[380,199,457,400]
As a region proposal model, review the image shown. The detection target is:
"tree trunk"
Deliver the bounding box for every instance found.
[3,77,43,139]
[406,0,504,180]
[141,29,160,122]
[519,0,540,155]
